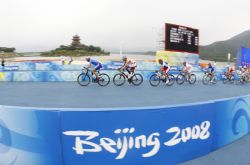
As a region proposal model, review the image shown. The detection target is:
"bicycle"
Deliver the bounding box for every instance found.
[222,72,235,84]
[113,68,143,86]
[236,73,249,85]
[176,70,196,85]
[202,71,217,85]
[149,71,175,87]
[77,67,110,86]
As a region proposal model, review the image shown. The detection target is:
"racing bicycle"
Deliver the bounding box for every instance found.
[222,72,235,84]
[176,70,196,85]
[77,67,110,86]
[236,73,249,85]
[202,71,217,85]
[149,71,175,87]
[113,68,143,86]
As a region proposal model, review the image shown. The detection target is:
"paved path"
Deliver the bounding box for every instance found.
[0,82,250,109]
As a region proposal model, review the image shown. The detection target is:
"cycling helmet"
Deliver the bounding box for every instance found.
[122,56,127,61]
[158,59,163,64]
[86,57,91,62]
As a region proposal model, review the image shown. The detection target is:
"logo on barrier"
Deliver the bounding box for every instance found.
[3,66,19,71]
[0,118,18,165]
[63,121,210,159]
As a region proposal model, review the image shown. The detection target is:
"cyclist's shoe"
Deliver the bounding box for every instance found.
[128,78,132,84]
[165,79,170,84]
[93,79,98,83]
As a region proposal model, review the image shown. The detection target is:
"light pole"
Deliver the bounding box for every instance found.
[227,53,231,65]
[119,44,123,57]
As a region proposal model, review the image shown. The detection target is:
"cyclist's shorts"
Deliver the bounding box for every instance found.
[94,63,102,71]
[129,67,136,72]
[163,66,170,73]
[186,68,192,73]
[209,68,215,73]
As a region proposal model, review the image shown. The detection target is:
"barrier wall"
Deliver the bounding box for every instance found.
[0,60,208,82]
[1,96,250,165]
[0,106,62,165]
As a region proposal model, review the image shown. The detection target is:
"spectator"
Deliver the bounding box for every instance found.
[68,56,73,65]
[1,58,5,67]
[60,56,66,65]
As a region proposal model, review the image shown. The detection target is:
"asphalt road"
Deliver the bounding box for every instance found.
[0,81,250,109]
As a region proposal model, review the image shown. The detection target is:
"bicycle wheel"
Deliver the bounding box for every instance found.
[113,73,126,86]
[243,76,248,84]
[149,74,160,86]
[236,78,242,85]
[166,74,175,86]
[230,76,235,84]
[131,73,143,86]
[212,76,217,84]
[176,74,185,85]
[222,75,228,84]
[189,74,196,84]
[202,75,210,85]
[77,73,91,86]
[98,73,110,86]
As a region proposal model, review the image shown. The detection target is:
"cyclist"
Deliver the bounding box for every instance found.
[85,57,102,81]
[158,59,170,83]
[237,66,248,81]
[237,66,244,74]
[226,65,234,80]
[120,56,137,81]
[243,66,250,80]
[206,63,216,82]
[183,61,193,80]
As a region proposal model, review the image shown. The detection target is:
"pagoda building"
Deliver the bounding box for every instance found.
[58,34,88,50]
[71,35,81,47]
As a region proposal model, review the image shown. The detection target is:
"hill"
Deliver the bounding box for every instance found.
[200,30,250,61]
[40,35,109,57]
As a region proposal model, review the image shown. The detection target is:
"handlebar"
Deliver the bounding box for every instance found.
[83,67,88,70]
[117,68,125,72]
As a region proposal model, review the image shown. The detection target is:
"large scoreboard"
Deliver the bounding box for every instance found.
[165,23,199,54]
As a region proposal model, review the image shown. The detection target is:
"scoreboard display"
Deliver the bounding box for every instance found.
[165,23,199,54]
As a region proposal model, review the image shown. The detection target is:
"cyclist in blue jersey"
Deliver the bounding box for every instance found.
[207,63,215,75]
[206,63,216,82]
[86,57,102,81]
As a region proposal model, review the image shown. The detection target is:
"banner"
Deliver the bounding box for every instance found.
[61,104,215,165]
[156,51,199,66]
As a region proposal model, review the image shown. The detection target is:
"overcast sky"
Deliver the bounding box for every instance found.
[0,0,249,52]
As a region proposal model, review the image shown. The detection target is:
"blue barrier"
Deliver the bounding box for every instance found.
[1,60,234,82]
[0,106,62,165]
[1,70,230,82]
[0,60,204,82]
[1,95,250,164]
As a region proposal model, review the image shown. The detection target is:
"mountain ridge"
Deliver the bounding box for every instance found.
[200,30,250,61]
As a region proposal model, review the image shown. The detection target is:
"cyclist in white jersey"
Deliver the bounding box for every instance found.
[183,61,193,79]
[120,56,137,81]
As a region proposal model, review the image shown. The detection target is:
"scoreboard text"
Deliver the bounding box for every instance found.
[165,23,199,53]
